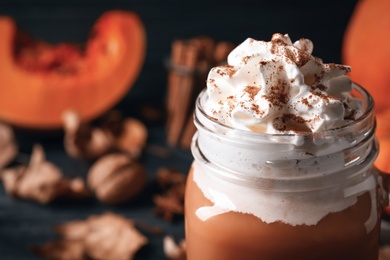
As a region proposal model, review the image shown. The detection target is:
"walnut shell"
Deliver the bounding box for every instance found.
[87,153,147,204]
[115,118,148,158]
[62,110,114,160]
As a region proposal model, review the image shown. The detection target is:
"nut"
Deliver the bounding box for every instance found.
[87,153,147,204]
[115,118,148,158]
[62,110,114,159]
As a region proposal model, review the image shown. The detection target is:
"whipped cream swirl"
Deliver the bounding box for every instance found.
[205,33,362,133]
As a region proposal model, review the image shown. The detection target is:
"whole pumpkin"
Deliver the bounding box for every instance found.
[0,10,145,128]
[343,0,390,113]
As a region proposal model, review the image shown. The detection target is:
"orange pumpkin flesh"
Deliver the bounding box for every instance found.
[343,1,390,215]
[0,10,145,129]
[343,0,390,113]
[375,110,390,171]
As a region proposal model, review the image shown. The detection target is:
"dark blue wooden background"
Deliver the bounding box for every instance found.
[0,1,359,259]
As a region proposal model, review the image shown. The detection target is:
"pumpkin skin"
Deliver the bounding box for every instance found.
[342,0,390,113]
[0,10,145,128]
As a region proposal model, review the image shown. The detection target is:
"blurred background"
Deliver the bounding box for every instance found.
[0,0,361,259]
[0,0,358,108]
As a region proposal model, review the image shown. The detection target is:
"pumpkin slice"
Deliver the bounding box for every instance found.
[0,10,146,128]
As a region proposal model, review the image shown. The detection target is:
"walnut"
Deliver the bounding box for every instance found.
[32,212,148,260]
[100,111,148,158]
[115,118,148,159]
[63,110,148,160]
[0,122,17,169]
[87,153,147,205]
[0,144,89,204]
[62,110,114,160]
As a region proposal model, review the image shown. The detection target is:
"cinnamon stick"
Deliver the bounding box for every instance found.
[166,37,235,148]
[167,42,197,146]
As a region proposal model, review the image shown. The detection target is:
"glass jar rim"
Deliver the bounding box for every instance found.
[195,82,375,145]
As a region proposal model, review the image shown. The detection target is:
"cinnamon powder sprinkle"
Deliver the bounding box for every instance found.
[242,56,251,64]
[215,65,236,77]
[328,63,351,73]
[315,84,327,91]
[310,90,337,103]
[244,86,260,100]
[262,84,289,108]
[295,50,311,67]
[273,113,311,132]
[207,79,218,88]
[299,39,308,52]
[251,103,264,116]
[301,98,312,107]
[284,48,295,64]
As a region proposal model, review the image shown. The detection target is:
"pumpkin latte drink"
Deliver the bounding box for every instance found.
[185,34,388,260]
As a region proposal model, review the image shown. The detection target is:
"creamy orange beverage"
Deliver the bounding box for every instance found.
[185,34,387,259]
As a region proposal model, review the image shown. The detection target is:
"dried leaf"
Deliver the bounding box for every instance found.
[4,144,65,203]
[31,240,86,260]
[54,220,90,241]
[34,213,148,260]
[1,145,89,204]
[1,165,25,196]
[85,213,147,260]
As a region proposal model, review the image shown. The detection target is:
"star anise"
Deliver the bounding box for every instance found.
[153,168,187,222]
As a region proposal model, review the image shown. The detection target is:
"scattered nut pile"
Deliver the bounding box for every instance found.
[0,35,235,260]
[0,107,188,260]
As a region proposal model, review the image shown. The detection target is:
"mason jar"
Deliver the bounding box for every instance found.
[185,83,388,260]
